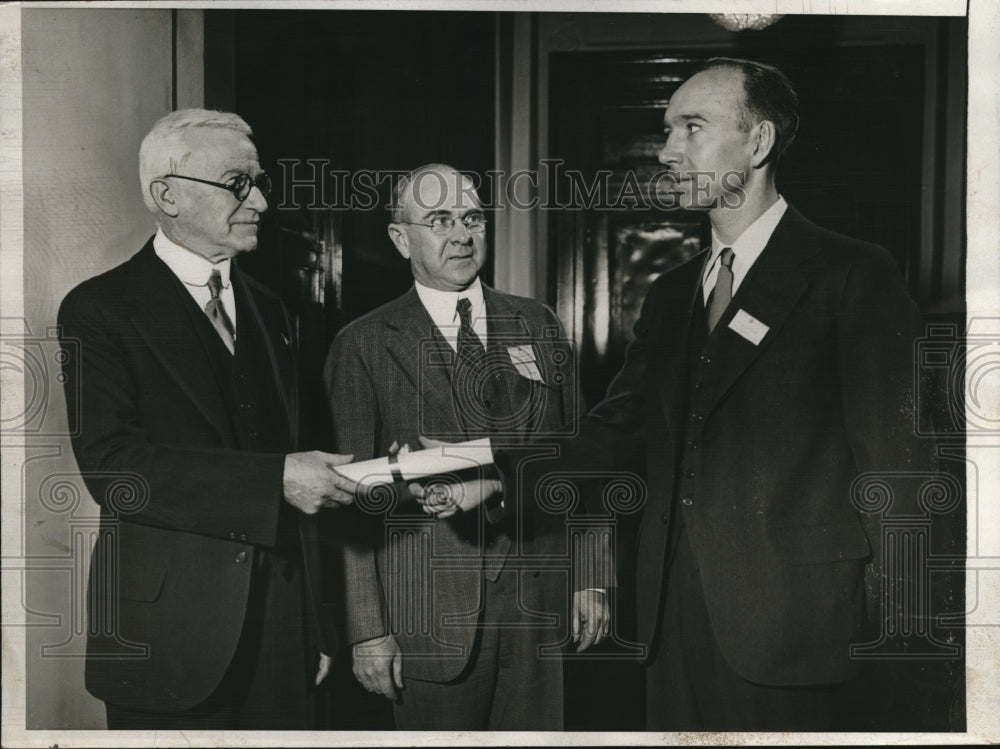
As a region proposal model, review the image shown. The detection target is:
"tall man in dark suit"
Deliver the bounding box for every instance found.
[57,109,358,729]
[323,164,612,730]
[454,58,933,730]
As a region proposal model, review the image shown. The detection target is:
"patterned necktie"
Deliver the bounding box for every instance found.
[454,297,487,411]
[205,269,236,354]
[706,247,735,333]
[455,297,484,365]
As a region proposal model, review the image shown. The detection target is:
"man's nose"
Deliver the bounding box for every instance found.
[244,185,268,213]
[450,219,472,242]
[658,133,682,167]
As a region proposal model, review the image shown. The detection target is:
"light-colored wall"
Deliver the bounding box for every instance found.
[16,8,202,728]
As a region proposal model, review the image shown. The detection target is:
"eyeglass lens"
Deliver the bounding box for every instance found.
[431,213,486,235]
[234,172,272,200]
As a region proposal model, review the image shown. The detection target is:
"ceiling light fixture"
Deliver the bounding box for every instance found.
[708,13,785,32]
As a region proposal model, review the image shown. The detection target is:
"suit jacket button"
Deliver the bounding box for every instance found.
[660,512,669,524]
[691,412,703,421]
[685,470,695,479]
[700,355,711,365]
[687,440,698,449]
[681,497,694,507]
[239,533,248,541]
[229,532,236,539]
[235,551,248,564]
[694,382,705,392]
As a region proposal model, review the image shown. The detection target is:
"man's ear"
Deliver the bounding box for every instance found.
[388,224,410,259]
[149,179,179,217]
[751,120,777,168]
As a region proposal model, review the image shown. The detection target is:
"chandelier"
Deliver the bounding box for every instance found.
[708,13,785,32]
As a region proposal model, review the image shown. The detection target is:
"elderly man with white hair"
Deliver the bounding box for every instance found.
[57,108,358,729]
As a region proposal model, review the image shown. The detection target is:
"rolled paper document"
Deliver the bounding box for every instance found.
[332,437,495,488]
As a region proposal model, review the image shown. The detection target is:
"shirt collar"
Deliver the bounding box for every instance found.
[153,228,232,288]
[413,277,485,328]
[707,195,788,275]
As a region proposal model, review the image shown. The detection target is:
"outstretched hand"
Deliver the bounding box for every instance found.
[283,451,358,514]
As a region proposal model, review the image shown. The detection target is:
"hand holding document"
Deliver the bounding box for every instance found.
[407,436,504,518]
[331,437,494,488]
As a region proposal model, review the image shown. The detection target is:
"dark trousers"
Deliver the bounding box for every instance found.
[106,552,308,730]
[393,566,563,730]
[646,525,840,731]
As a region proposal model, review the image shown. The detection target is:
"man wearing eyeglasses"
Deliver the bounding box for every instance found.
[57,108,358,729]
[323,163,612,729]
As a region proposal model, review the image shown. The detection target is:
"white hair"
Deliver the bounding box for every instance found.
[138,108,253,212]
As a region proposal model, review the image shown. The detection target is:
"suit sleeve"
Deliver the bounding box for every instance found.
[836,245,937,621]
[57,285,284,548]
[496,282,663,519]
[837,245,931,478]
[534,304,617,591]
[323,329,388,645]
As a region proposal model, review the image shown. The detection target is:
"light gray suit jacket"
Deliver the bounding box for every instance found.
[324,285,612,682]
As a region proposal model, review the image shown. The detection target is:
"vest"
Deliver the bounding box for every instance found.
[667,290,713,557]
[185,279,300,562]
[437,321,524,581]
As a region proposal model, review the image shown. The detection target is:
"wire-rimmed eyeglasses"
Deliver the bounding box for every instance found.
[397,211,488,236]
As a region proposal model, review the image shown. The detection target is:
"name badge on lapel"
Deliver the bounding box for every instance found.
[506,344,544,383]
[728,309,769,346]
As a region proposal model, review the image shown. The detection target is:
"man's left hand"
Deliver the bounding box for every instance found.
[409,477,501,518]
[315,652,332,686]
[572,590,611,652]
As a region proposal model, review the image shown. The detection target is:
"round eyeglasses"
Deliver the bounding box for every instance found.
[397,211,488,236]
[164,172,272,202]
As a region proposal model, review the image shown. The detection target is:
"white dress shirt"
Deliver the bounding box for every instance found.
[154,228,237,332]
[414,277,487,352]
[701,196,788,304]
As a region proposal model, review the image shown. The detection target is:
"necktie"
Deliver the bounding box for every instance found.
[206,269,236,354]
[706,247,735,333]
[455,297,484,365]
[454,297,487,412]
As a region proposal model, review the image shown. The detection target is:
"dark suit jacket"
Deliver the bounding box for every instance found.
[505,206,931,687]
[324,286,611,682]
[57,238,332,711]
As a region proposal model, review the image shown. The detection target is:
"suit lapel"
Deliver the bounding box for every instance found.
[482,287,544,441]
[234,266,298,448]
[126,241,237,447]
[702,206,817,414]
[383,288,462,434]
[483,286,530,346]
